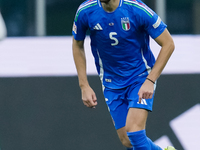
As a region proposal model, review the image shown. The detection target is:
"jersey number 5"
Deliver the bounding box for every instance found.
[109,32,119,46]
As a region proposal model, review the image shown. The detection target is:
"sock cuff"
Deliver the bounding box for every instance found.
[127,129,147,145]
[127,129,146,137]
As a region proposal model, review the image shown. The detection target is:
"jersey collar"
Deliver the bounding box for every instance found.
[97,0,123,8]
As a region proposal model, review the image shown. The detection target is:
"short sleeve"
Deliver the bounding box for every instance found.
[136,2,167,39]
[72,7,88,41]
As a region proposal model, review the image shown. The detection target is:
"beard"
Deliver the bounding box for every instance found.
[100,0,110,3]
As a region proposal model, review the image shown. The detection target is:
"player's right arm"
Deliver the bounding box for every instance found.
[72,3,97,108]
[72,37,97,108]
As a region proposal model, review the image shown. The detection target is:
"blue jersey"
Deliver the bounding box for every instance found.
[72,0,167,89]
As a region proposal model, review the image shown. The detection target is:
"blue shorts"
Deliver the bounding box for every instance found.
[103,80,156,130]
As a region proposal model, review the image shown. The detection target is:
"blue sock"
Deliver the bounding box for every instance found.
[127,130,162,150]
[147,137,162,150]
[126,148,133,150]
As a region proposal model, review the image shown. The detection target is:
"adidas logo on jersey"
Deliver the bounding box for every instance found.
[93,23,103,30]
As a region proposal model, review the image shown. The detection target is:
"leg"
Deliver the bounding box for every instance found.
[126,108,162,150]
[126,108,148,132]
[116,127,132,148]
[103,87,133,149]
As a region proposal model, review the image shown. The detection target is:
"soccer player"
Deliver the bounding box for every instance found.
[72,0,175,150]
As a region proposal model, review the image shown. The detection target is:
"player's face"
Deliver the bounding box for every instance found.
[100,0,110,3]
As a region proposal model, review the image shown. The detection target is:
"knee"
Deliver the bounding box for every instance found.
[118,134,132,148]
[117,127,132,148]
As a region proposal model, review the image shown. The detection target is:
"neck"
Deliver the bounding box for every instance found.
[101,0,120,12]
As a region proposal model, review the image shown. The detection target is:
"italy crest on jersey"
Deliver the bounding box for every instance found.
[121,17,130,31]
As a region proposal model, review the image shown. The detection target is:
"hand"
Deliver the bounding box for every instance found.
[81,85,97,108]
[138,79,154,103]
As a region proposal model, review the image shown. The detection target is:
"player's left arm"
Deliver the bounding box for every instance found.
[138,28,174,101]
[147,28,175,82]
[136,3,175,101]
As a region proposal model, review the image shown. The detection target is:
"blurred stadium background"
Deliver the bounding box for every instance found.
[0,0,199,150]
